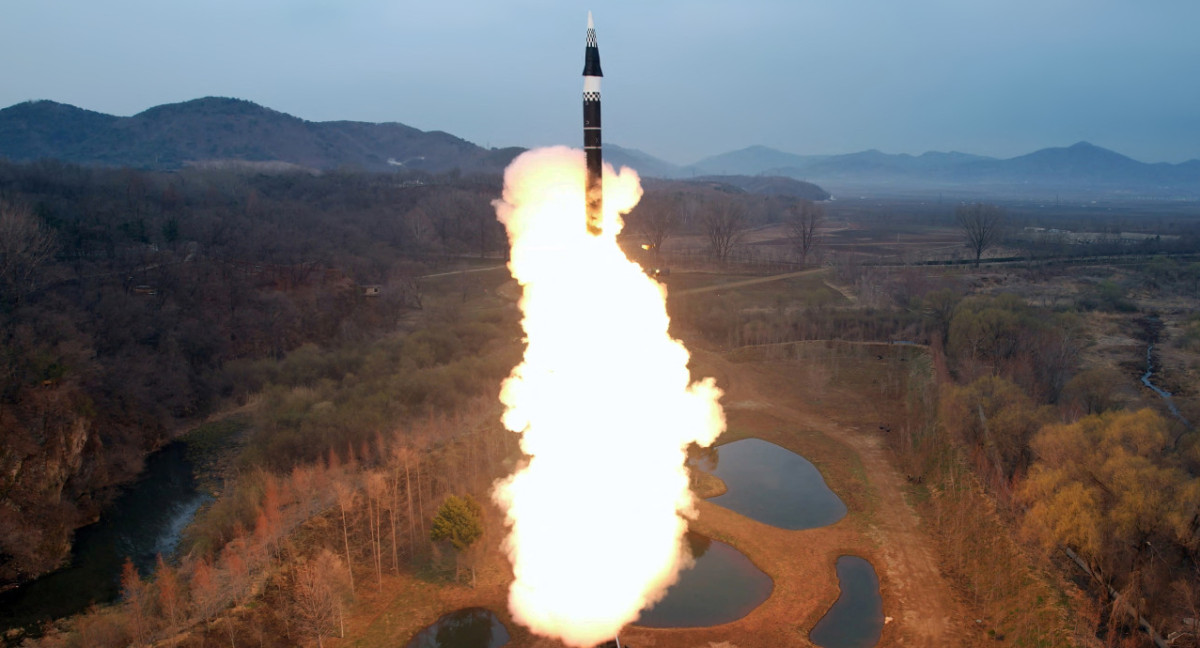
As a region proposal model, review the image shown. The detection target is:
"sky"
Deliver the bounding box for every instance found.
[2,0,1198,165]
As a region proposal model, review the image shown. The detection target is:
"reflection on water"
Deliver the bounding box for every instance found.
[0,442,208,634]
[635,532,772,628]
[405,608,510,648]
[702,438,846,529]
[810,556,884,648]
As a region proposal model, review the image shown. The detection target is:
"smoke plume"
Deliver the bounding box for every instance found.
[491,147,725,647]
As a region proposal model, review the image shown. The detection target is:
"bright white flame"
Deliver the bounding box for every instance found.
[491,147,725,647]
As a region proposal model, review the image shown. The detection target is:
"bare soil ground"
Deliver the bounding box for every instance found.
[346,340,980,648]
[678,344,975,648]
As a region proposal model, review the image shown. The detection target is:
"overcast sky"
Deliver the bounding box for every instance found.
[3,0,1198,164]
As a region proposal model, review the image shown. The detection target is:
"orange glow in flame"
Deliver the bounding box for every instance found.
[492,147,725,647]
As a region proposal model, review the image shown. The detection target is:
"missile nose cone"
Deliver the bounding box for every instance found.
[583,11,602,77]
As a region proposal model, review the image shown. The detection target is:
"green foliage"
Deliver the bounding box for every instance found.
[1090,279,1136,312]
[430,494,483,552]
[945,294,1083,401]
[940,376,1054,479]
[240,315,519,470]
[183,415,248,470]
[947,294,1030,370]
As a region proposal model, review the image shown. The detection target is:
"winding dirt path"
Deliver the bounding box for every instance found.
[692,347,971,647]
[836,429,958,646]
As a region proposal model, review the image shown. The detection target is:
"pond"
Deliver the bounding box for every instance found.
[696,438,846,529]
[809,556,884,648]
[405,608,510,648]
[0,441,209,635]
[635,532,773,628]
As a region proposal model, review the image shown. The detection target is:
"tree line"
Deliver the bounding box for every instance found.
[0,159,508,589]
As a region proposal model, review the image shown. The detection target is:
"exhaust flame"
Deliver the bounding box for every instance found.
[492,147,725,647]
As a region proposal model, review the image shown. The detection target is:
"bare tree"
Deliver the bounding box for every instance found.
[332,481,356,594]
[291,550,351,648]
[631,193,682,267]
[786,201,824,268]
[955,203,1005,267]
[365,471,387,591]
[702,196,750,263]
[0,200,57,303]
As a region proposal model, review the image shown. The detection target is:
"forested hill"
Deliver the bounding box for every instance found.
[0,97,523,173]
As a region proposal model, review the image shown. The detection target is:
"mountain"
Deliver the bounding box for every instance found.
[4,98,1195,194]
[0,97,520,173]
[0,101,119,160]
[687,142,1199,194]
[604,144,685,179]
[690,145,822,176]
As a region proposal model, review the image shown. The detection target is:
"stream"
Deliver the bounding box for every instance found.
[0,441,209,637]
[1141,343,1189,426]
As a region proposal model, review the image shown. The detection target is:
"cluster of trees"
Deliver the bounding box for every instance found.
[30,383,510,647]
[622,181,826,266]
[0,159,509,588]
[932,301,1198,643]
[691,238,1197,645]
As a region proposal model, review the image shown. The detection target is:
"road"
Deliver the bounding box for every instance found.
[672,267,827,296]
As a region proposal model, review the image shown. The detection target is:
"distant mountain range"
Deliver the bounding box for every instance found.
[571,142,1200,196]
[680,143,1200,195]
[2,97,1198,196]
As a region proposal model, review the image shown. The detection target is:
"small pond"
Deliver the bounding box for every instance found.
[405,608,510,648]
[809,556,884,648]
[635,532,773,628]
[696,438,846,529]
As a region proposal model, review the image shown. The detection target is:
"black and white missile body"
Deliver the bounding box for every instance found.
[583,11,603,236]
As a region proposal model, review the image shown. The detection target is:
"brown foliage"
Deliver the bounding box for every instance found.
[1021,409,1200,635]
[940,376,1054,489]
[154,554,184,629]
[290,549,351,647]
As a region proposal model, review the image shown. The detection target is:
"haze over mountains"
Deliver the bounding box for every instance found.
[2,97,1198,198]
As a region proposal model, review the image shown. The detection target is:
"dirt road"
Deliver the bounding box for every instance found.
[672,268,827,296]
[693,347,971,647]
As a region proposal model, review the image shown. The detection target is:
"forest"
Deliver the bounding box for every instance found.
[2,157,1199,647]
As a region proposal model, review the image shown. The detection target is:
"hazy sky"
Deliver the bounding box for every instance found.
[3,0,1198,164]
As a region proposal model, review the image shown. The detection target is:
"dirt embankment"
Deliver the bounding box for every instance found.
[349,343,977,647]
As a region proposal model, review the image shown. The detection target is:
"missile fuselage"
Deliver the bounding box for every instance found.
[583,12,603,236]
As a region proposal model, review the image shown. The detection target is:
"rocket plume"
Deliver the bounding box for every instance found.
[491,146,726,647]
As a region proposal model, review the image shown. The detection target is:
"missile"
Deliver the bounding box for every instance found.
[583,11,603,236]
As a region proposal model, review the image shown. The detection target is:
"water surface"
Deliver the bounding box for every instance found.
[810,556,884,648]
[699,438,846,529]
[0,442,208,634]
[635,532,772,628]
[405,608,509,648]
[1141,344,1189,425]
